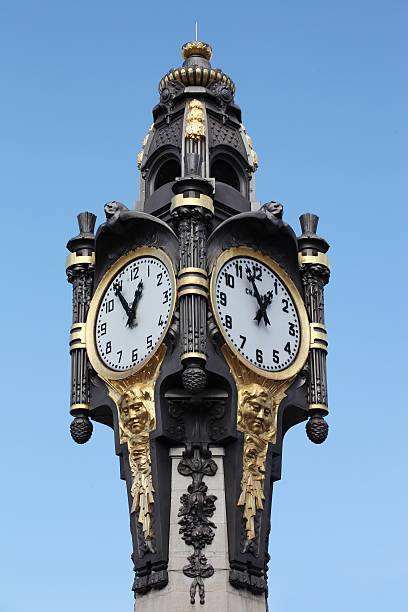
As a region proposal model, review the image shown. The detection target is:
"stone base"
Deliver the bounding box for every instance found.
[135,447,266,612]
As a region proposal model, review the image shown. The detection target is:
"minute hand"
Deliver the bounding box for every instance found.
[245,266,270,326]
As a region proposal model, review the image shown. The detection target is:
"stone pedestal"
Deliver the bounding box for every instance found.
[135,446,267,612]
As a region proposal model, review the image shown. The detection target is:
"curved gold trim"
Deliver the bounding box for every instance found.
[177,275,209,290]
[178,267,207,277]
[310,322,328,352]
[178,287,208,299]
[70,403,90,412]
[210,247,310,381]
[70,323,87,351]
[85,247,177,381]
[170,193,214,213]
[66,253,95,270]
[298,252,330,270]
[309,402,329,414]
[181,351,207,362]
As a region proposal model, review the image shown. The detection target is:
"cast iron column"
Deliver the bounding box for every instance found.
[66,212,96,443]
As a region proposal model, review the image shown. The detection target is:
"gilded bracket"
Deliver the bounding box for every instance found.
[222,346,295,540]
[103,344,166,545]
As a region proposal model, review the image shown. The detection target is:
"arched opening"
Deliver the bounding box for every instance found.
[154,159,181,191]
[211,159,240,191]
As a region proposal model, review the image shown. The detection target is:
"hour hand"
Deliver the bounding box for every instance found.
[254,293,272,326]
[246,266,270,326]
[113,283,132,318]
[127,280,143,328]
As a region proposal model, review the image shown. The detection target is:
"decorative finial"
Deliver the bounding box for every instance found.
[182,41,212,61]
[299,213,319,236]
[195,21,198,42]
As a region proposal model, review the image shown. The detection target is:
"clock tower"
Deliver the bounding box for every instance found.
[66,40,330,611]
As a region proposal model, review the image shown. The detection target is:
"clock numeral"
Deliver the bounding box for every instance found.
[239,334,247,349]
[158,314,165,327]
[273,349,280,364]
[288,322,296,336]
[252,266,262,281]
[147,264,150,277]
[225,273,234,288]
[256,348,263,364]
[225,314,233,329]
[274,279,278,295]
[106,341,112,355]
[100,323,107,336]
[282,299,289,313]
[220,291,227,307]
[105,299,114,314]
[131,266,139,281]
[132,348,138,362]
[157,272,163,286]
[162,290,169,304]
[284,342,291,355]
[146,335,153,350]
[113,280,123,292]
[116,350,123,363]
[234,262,243,278]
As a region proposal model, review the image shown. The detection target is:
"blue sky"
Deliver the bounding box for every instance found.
[0,1,407,611]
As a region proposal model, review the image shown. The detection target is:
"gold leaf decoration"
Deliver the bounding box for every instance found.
[185,99,205,141]
[104,344,166,543]
[222,345,294,540]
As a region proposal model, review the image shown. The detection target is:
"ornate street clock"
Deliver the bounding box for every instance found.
[86,247,176,379]
[66,39,331,611]
[210,247,310,379]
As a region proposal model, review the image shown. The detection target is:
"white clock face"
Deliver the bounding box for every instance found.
[213,255,302,373]
[95,254,174,372]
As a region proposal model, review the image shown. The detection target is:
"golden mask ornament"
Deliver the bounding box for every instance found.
[103,344,166,544]
[223,346,296,540]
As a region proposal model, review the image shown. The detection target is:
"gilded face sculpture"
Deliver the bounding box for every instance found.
[240,384,275,436]
[121,389,153,436]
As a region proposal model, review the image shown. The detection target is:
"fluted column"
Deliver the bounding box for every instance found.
[66,212,96,443]
[298,213,330,444]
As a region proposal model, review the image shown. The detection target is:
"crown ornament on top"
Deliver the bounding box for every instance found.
[182,41,213,61]
[159,41,235,95]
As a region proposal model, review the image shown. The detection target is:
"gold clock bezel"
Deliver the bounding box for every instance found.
[209,246,310,380]
[86,247,176,380]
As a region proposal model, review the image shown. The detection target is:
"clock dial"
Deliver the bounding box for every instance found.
[211,253,308,376]
[93,253,175,373]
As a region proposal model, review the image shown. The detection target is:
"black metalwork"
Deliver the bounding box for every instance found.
[66,40,331,607]
[298,213,330,444]
[171,172,214,392]
[178,449,217,604]
[66,212,96,443]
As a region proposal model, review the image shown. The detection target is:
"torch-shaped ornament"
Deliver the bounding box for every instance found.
[298,213,330,443]
[66,212,96,444]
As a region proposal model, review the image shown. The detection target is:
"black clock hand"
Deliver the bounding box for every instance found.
[245,266,270,326]
[113,282,132,318]
[127,280,143,328]
[254,293,273,325]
